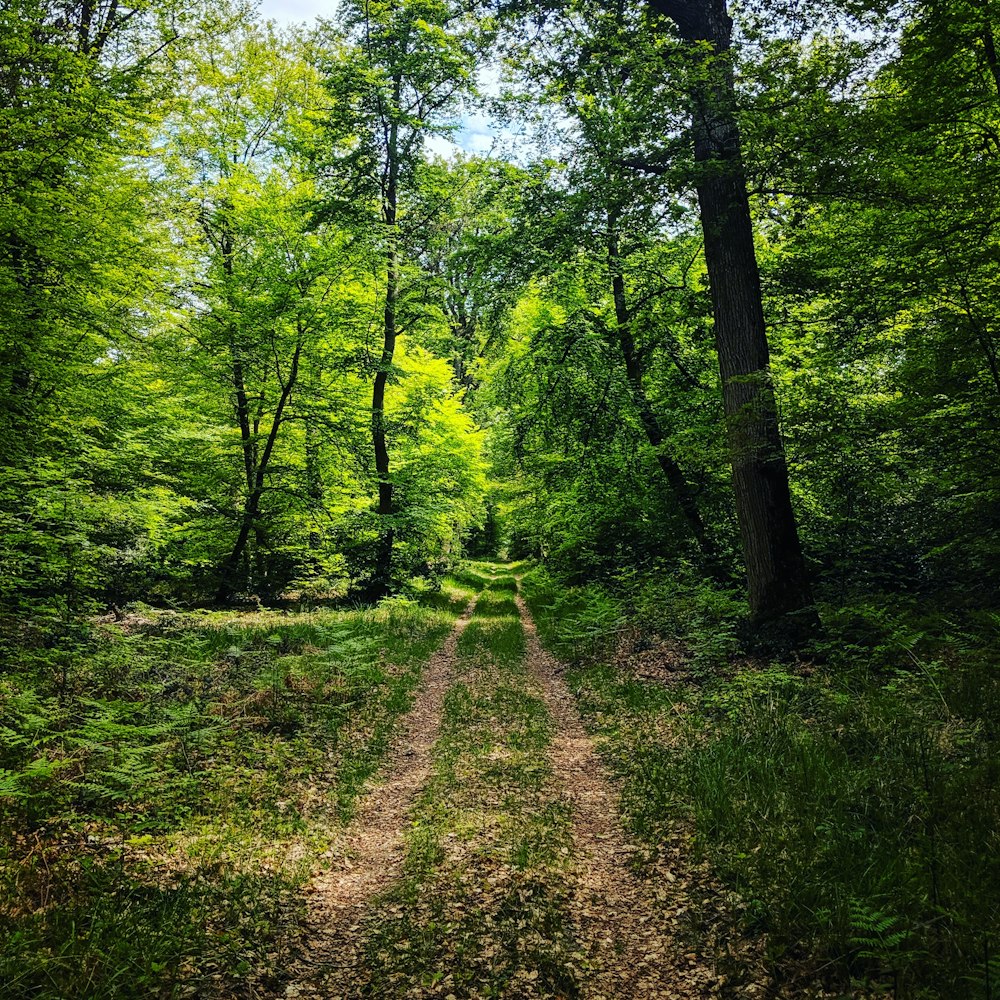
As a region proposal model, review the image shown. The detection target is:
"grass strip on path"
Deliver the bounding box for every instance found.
[329,572,583,999]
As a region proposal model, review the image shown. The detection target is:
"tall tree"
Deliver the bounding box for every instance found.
[492,2,731,570]
[164,19,350,600]
[317,0,486,595]
[644,0,815,632]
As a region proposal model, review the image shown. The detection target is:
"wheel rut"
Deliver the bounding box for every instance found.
[515,592,720,999]
[281,599,476,994]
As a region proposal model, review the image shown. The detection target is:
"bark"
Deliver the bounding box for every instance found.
[216,341,303,603]
[607,219,721,570]
[369,89,401,598]
[648,0,815,629]
[979,5,1000,99]
[231,354,257,497]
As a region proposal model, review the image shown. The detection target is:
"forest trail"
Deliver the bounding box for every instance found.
[277,574,721,999]
[283,598,477,994]
[516,592,719,1000]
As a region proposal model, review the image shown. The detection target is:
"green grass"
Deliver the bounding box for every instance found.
[0,591,469,1000]
[526,572,1000,999]
[458,616,526,667]
[518,566,625,661]
[0,860,304,1000]
[449,565,496,593]
[469,588,521,620]
[410,572,478,615]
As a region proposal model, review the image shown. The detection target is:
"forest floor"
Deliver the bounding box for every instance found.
[278,565,735,999]
[4,562,874,1000]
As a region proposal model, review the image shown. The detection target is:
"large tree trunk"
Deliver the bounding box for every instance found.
[648,0,815,631]
[370,251,396,594]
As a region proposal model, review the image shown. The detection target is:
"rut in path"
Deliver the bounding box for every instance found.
[281,599,476,995]
[515,593,720,999]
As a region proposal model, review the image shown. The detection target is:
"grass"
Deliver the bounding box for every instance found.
[0,578,474,1000]
[465,588,520,620]
[524,567,1000,999]
[348,576,582,999]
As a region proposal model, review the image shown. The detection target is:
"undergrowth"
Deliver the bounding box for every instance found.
[524,565,1000,999]
[0,578,472,999]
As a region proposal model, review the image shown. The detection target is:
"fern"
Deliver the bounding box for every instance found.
[848,898,911,961]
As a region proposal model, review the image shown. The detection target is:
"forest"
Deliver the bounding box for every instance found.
[1,0,999,996]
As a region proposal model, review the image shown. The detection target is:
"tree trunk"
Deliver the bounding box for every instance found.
[369,100,401,598]
[216,341,302,603]
[648,0,815,631]
[607,221,722,571]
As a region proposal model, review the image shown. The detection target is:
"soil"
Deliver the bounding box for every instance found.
[281,600,476,996]
[280,590,729,998]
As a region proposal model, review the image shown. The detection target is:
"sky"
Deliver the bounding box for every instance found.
[258,0,329,25]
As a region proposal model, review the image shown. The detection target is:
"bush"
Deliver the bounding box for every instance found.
[634,567,747,670]
[520,567,625,660]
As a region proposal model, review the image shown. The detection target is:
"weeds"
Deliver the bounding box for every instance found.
[528,571,1000,998]
[0,585,468,999]
[519,567,625,661]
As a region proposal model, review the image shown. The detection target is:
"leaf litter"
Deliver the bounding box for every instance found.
[280,599,477,995]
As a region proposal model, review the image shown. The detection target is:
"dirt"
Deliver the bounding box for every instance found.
[280,589,732,999]
[515,594,725,999]
[280,599,476,996]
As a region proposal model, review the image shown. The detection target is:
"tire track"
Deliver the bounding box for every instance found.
[281,598,476,996]
[515,592,721,999]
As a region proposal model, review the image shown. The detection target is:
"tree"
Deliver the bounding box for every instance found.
[0,0,183,615]
[489,1,733,572]
[643,0,816,633]
[163,18,354,600]
[740,0,1000,594]
[316,0,487,595]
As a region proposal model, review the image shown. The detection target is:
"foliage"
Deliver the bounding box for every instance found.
[0,589,466,998]
[632,566,747,671]
[4,0,1000,994]
[528,576,1000,997]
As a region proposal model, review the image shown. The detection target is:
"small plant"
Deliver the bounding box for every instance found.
[635,569,747,670]
[847,897,911,964]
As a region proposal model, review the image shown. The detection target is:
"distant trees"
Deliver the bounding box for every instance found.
[315,0,489,596]
[481,0,1000,623]
[164,20,350,600]
[1,3,489,612]
[487,0,813,627]
[4,0,1000,619]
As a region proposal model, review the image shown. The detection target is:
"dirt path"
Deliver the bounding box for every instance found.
[281,599,476,996]
[515,593,721,999]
